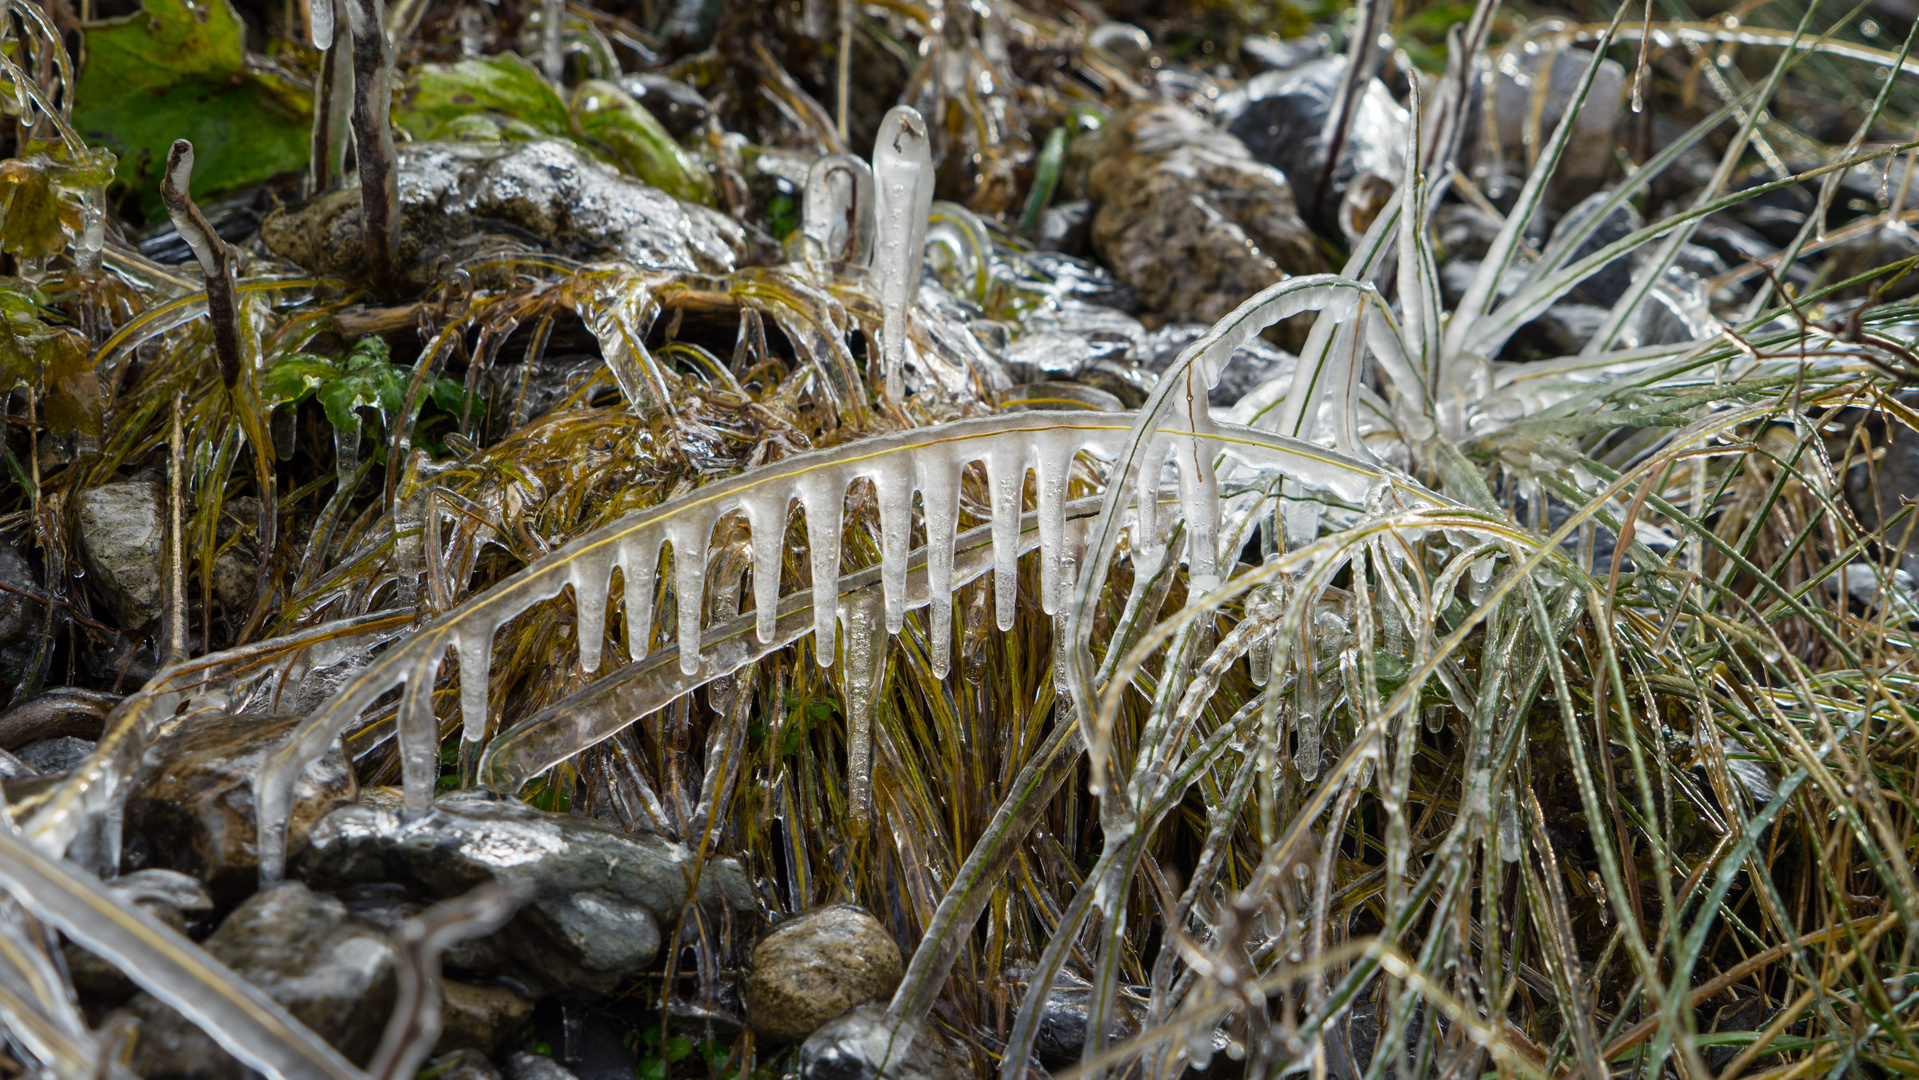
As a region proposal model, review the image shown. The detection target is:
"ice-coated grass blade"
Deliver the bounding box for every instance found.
[0,829,366,1080]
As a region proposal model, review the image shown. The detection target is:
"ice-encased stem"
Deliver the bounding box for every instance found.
[307,0,353,195]
[346,0,400,301]
[869,106,934,404]
[840,587,885,841]
[158,142,242,389]
[0,829,364,1080]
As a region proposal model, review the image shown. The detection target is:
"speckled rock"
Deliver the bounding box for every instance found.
[120,712,357,902]
[123,882,397,1080]
[436,979,536,1055]
[747,905,903,1042]
[75,481,163,629]
[261,139,744,296]
[301,789,757,995]
[798,1003,959,1080]
[1078,104,1324,340]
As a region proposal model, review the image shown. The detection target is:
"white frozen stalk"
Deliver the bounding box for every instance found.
[800,154,876,264]
[841,587,885,841]
[308,0,335,50]
[869,106,934,403]
[541,0,564,80]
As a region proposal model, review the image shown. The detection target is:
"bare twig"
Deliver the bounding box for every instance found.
[345,0,400,300]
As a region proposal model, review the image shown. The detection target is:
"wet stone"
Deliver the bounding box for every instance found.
[1141,323,1296,408]
[15,735,93,774]
[1219,56,1407,239]
[1036,199,1092,256]
[1547,192,1643,308]
[1480,45,1624,207]
[261,139,744,296]
[124,882,398,1080]
[1028,983,1143,1070]
[301,789,757,995]
[747,905,904,1042]
[66,870,212,999]
[617,74,710,137]
[1433,202,1506,263]
[437,978,537,1055]
[120,712,358,903]
[76,480,164,630]
[799,1003,959,1080]
[1078,104,1324,342]
[0,541,42,657]
[211,497,261,613]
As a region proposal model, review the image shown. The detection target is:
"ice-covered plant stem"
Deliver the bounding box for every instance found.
[346,0,400,300]
[158,140,241,389]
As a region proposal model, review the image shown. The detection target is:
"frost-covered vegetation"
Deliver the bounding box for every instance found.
[2,0,1919,1078]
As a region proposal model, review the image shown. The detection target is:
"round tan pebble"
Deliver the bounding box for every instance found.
[745,905,904,1042]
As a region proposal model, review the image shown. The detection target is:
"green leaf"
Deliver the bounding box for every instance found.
[72,0,311,221]
[635,1058,666,1080]
[661,1037,692,1064]
[569,81,712,205]
[396,54,572,142]
[0,161,78,259]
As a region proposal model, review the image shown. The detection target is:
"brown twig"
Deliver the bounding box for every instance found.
[158,141,242,389]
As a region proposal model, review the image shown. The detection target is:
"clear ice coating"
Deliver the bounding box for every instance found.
[1497,790,1521,862]
[800,154,876,265]
[253,411,1393,882]
[308,0,335,50]
[869,106,935,403]
[841,588,885,841]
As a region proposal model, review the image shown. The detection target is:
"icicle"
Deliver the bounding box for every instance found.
[1467,554,1498,607]
[799,154,876,264]
[669,510,719,676]
[745,491,789,646]
[1295,713,1320,781]
[876,466,913,635]
[801,473,846,663]
[399,669,440,814]
[1246,585,1283,686]
[455,625,493,745]
[1424,706,1445,733]
[570,548,616,673]
[1497,790,1521,862]
[869,106,934,403]
[620,534,659,661]
[309,0,335,50]
[1034,430,1073,614]
[987,446,1024,631]
[1279,478,1322,551]
[919,455,961,680]
[841,588,885,841]
[1174,427,1222,595]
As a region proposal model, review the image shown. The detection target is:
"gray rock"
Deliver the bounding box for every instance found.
[15,735,93,774]
[747,905,903,1042]
[617,74,710,137]
[65,870,213,999]
[0,541,41,654]
[1219,56,1407,239]
[506,1052,583,1080]
[798,1004,959,1080]
[1522,302,1609,356]
[301,789,756,995]
[1546,192,1643,308]
[1141,324,1297,408]
[426,1050,506,1080]
[1433,202,1506,262]
[436,979,536,1055]
[1036,199,1092,256]
[121,712,357,903]
[1078,104,1324,345]
[262,140,744,296]
[76,481,164,629]
[1482,46,1625,206]
[1240,33,1328,74]
[1027,983,1143,1070]
[125,882,398,1080]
